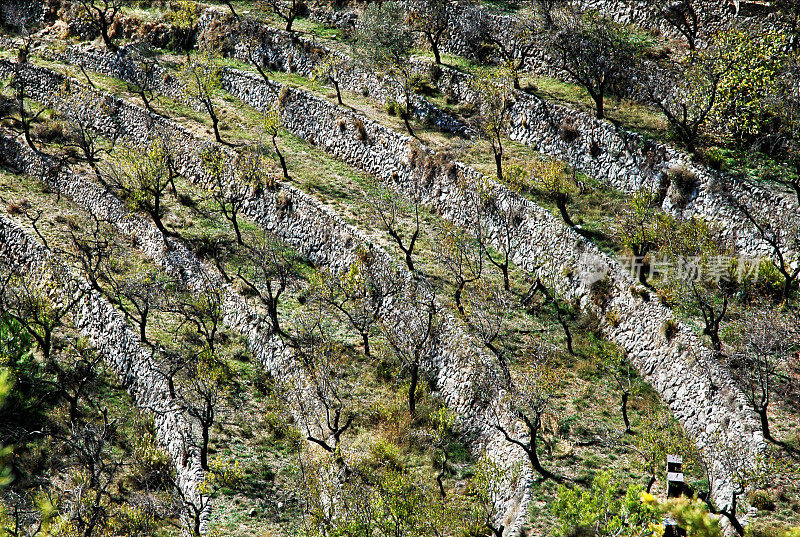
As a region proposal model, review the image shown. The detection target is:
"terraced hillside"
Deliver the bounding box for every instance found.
[0,1,798,537]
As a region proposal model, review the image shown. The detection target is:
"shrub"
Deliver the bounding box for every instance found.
[748,490,776,512]
[386,100,399,116]
[589,276,614,310]
[559,119,580,143]
[662,319,678,341]
[605,308,621,327]
[366,438,404,471]
[353,118,368,141]
[276,189,291,215]
[7,199,29,215]
[589,138,602,158]
[666,164,698,207]
[277,86,291,106]
[336,116,347,132]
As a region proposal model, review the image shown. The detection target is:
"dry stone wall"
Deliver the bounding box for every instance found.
[429,63,800,261]
[0,60,535,536]
[196,9,472,136]
[232,18,798,260]
[0,194,209,534]
[154,14,799,261]
[11,50,769,516]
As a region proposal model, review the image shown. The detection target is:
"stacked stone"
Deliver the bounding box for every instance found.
[0,61,535,536]
[0,204,209,535]
[1,54,766,514]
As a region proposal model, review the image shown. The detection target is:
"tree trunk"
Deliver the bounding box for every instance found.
[403,247,415,272]
[494,149,503,180]
[621,392,631,433]
[431,41,442,65]
[759,406,776,444]
[556,199,575,228]
[231,213,243,245]
[273,136,289,179]
[454,281,466,317]
[210,109,223,144]
[200,424,209,471]
[528,429,557,481]
[593,93,605,120]
[362,332,371,357]
[333,80,343,105]
[403,113,415,137]
[408,361,419,416]
[436,450,448,498]
[555,307,574,356]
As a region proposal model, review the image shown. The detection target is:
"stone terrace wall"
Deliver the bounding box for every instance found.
[195,9,471,137]
[221,68,768,513]
[171,16,798,261]
[0,206,209,534]
[16,49,768,514]
[430,64,800,260]
[0,129,390,484]
[0,60,535,535]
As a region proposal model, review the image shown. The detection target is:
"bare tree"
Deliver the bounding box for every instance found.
[598,342,641,434]
[282,311,355,461]
[312,248,400,357]
[469,68,514,180]
[0,265,83,365]
[254,0,307,32]
[462,286,514,383]
[60,411,124,536]
[493,356,563,482]
[366,179,422,273]
[236,228,298,338]
[171,284,231,471]
[549,9,643,119]
[382,280,439,416]
[179,49,227,145]
[660,0,700,50]
[436,221,483,317]
[201,144,273,245]
[352,2,417,136]
[313,53,347,106]
[105,138,179,237]
[406,0,453,65]
[726,310,798,447]
[1,61,46,151]
[731,199,800,299]
[76,0,123,51]
[482,12,538,89]
[638,50,729,153]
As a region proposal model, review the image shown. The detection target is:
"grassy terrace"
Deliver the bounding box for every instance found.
[2,5,799,533]
[0,43,715,535]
